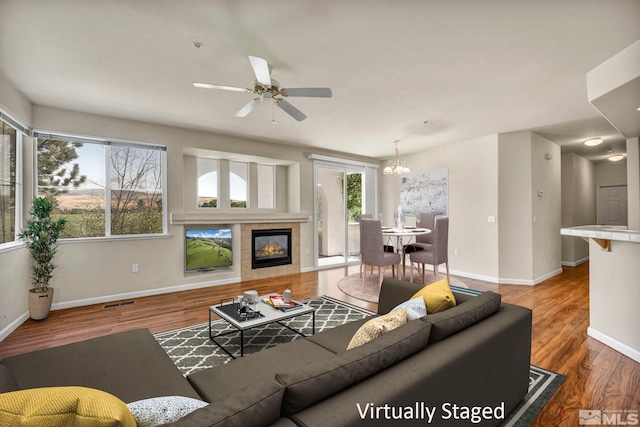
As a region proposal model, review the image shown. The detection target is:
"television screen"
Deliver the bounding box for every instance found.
[185,228,233,272]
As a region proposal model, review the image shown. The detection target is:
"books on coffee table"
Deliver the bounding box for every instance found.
[264,295,302,311]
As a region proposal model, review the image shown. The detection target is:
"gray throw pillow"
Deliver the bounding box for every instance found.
[126,396,208,427]
[391,297,427,320]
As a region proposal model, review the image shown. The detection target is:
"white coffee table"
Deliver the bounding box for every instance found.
[209,293,316,358]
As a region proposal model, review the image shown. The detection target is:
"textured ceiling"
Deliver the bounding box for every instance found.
[0,0,639,162]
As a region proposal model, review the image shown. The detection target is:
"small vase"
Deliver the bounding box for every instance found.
[28,287,54,320]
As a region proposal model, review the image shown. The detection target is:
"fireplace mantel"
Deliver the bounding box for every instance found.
[171,212,310,225]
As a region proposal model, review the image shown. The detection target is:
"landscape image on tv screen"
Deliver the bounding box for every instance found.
[185,228,233,271]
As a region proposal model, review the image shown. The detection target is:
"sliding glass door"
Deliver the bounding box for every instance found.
[314,163,365,268]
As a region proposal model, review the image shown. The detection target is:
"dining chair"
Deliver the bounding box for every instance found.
[409,216,449,284]
[360,219,401,288]
[358,214,373,277]
[402,212,435,273]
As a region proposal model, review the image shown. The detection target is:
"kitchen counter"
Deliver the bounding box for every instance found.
[561,225,640,363]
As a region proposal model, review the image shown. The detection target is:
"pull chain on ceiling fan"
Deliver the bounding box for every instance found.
[193,55,332,122]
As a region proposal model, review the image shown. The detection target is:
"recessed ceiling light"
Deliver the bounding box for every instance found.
[609,154,625,161]
[584,137,603,146]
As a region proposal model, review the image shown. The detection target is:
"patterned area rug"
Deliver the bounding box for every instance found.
[337,270,467,303]
[155,295,563,426]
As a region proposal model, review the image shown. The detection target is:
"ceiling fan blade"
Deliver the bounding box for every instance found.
[193,82,250,93]
[281,87,332,98]
[248,56,272,86]
[235,99,260,117]
[277,99,307,121]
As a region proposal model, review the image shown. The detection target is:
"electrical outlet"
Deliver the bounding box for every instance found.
[132,264,139,273]
[454,249,460,256]
[305,248,310,255]
[488,216,496,223]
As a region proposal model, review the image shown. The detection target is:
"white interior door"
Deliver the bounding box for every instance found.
[596,185,628,226]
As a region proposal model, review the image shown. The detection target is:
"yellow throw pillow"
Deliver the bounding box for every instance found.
[0,386,136,427]
[411,279,457,314]
[347,308,408,350]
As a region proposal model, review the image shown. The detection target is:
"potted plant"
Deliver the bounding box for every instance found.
[18,197,67,320]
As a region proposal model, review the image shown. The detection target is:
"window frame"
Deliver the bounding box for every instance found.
[0,110,25,252]
[229,160,249,209]
[196,158,220,210]
[33,130,168,240]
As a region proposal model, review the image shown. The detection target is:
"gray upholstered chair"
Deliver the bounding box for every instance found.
[402,212,435,272]
[360,219,401,288]
[358,214,373,276]
[409,216,449,284]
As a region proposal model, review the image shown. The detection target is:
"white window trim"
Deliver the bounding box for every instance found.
[33,130,168,239]
[0,112,24,249]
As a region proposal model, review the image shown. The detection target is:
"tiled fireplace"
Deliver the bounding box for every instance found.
[241,222,300,281]
[252,228,292,269]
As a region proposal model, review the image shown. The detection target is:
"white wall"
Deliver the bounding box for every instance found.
[561,153,595,265]
[627,137,640,230]
[381,134,501,281]
[497,132,562,283]
[530,133,562,280]
[498,133,533,281]
[595,159,627,187]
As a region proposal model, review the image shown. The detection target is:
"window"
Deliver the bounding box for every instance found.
[36,133,166,238]
[0,118,19,245]
[229,161,248,208]
[197,158,219,208]
[257,164,275,209]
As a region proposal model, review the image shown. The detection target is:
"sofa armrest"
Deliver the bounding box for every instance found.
[377,278,425,314]
[0,365,19,393]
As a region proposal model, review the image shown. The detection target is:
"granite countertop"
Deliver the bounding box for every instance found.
[560,225,640,243]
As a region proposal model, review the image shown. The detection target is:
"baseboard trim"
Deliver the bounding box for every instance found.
[562,257,589,267]
[0,312,29,342]
[588,327,640,363]
[51,277,242,311]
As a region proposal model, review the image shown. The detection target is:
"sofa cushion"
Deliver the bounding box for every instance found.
[391,296,427,320]
[275,319,431,416]
[0,386,136,427]
[305,317,371,354]
[0,365,18,393]
[126,396,207,427]
[187,338,334,403]
[0,329,200,403]
[161,379,285,427]
[346,308,407,350]
[423,290,502,342]
[411,279,457,313]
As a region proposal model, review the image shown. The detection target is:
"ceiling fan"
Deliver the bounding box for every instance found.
[193,55,332,122]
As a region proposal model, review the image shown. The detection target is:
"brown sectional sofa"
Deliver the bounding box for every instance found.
[0,278,532,426]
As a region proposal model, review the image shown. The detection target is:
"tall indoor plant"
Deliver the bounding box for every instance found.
[19,197,67,320]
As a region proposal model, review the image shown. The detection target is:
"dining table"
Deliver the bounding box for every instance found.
[382,226,431,279]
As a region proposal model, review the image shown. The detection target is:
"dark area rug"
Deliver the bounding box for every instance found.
[155,295,564,425]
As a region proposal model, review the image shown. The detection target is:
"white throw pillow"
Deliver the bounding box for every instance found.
[126,395,208,427]
[391,297,427,321]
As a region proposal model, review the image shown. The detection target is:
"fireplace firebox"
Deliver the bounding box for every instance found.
[252,228,292,269]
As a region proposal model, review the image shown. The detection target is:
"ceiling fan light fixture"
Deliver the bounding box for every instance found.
[608,153,625,161]
[584,137,603,146]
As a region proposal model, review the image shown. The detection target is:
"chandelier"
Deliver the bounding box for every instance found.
[383,140,411,175]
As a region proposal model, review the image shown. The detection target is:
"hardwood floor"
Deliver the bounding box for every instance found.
[1,263,638,425]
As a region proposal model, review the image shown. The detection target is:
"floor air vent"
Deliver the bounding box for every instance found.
[102,300,136,309]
